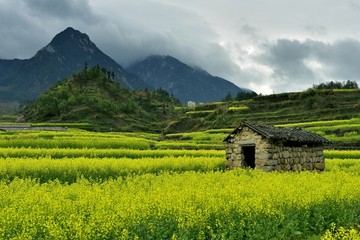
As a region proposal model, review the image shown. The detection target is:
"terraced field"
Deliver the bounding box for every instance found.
[168,89,360,132]
[279,118,360,149]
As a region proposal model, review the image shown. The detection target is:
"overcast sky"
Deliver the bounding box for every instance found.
[1,0,360,94]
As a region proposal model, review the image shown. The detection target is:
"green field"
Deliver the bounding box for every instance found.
[0,125,359,239]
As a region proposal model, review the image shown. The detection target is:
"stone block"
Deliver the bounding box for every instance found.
[303,163,311,170]
[284,164,291,171]
[297,164,302,171]
[255,160,267,166]
[313,162,325,171]
[316,151,323,157]
[273,165,282,171]
[258,166,273,172]
[232,161,242,167]
[257,152,271,160]
[267,160,278,166]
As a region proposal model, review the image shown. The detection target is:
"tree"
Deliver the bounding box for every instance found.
[222,92,233,102]
[234,91,258,101]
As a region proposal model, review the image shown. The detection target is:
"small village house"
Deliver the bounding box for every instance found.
[224,121,330,172]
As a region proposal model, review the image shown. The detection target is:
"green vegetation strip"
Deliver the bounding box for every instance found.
[0,147,225,159]
[277,118,360,128]
[0,136,151,149]
[185,110,215,115]
[324,150,360,159]
[228,106,249,111]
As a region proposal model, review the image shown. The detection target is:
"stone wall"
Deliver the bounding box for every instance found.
[0,124,67,132]
[225,126,325,172]
[258,141,325,172]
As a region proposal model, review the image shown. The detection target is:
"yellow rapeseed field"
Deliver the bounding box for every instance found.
[0,129,359,239]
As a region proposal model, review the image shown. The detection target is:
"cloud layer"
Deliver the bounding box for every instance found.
[256,39,360,92]
[1,0,360,94]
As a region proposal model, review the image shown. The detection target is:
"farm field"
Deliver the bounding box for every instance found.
[0,125,359,239]
[279,118,360,149]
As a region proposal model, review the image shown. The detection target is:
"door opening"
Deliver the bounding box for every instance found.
[242,146,255,168]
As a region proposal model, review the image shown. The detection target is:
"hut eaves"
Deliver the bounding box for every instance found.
[224,121,330,145]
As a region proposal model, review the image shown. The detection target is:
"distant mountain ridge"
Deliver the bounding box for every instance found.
[0,27,147,103]
[0,27,255,104]
[127,55,255,103]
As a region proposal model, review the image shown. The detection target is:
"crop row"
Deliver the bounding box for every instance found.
[278,117,360,128]
[0,156,226,183]
[324,150,360,159]
[154,142,224,150]
[0,147,225,159]
[1,148,357,161]
[0,169,359,239]
[0,158,358,184]
[0,130,153,149]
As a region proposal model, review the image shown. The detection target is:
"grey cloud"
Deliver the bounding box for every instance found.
[304,25,327,36]
[0,0,100,59]
[260,39,314,83]
[0,1,45,59]
[239,24,262,42]
[23,0,98,23]
[349,0,360,11]
[314,39,360,79]
[257,38,360,92]
[86,0,238,78]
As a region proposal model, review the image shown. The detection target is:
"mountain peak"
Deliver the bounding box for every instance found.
[50,27,92,48]
[128,55,255,103]
[36,27,94,57]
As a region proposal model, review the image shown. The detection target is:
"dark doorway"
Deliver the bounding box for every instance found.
[242,146,255,168]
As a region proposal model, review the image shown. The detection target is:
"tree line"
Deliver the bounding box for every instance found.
[310,80,358,90]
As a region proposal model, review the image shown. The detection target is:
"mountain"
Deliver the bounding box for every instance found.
[22,66,180,132]
[0,27,148,103]
[127,55,255,103]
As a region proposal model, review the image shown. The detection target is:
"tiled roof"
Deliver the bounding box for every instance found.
[224,121,330,145]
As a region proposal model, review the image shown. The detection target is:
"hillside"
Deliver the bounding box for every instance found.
[127,55,256,103]
[0,27,147,103]
[21,66,179,132]
[167,89,360,132]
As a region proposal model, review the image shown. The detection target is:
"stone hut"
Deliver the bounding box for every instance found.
[224,121,330,172]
